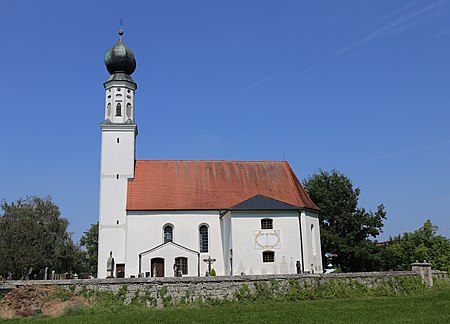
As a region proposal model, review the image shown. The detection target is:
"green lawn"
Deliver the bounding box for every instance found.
[2,287,450,324]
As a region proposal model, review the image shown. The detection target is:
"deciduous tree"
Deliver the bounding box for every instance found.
[303,170,386,272]
[382,220,450,271]
[0,196,77,279]
[79,222,98,276]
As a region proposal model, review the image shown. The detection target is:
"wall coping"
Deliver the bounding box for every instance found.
[0,271,420,289]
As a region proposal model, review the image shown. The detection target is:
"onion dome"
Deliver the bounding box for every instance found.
[104,29,136,75]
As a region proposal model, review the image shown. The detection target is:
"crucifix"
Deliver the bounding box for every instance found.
[203,256,216,275]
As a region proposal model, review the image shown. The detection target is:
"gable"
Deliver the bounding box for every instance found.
[230,194,299,210]
[126,160,318,211]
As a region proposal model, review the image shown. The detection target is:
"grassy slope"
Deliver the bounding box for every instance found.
[1,287,450,324]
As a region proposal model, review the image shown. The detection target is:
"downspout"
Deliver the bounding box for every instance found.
[298,210,304,274]
[138,254,142,274]
[197,252,200,276]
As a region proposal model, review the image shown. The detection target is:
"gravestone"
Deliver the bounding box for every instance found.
[289,258,295,274]
[237,261,245,275]
[280,256,288,274]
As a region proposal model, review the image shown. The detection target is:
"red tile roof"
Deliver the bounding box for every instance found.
[126,160,319,211]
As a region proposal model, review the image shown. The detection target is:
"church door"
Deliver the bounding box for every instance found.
[151,258,165,277]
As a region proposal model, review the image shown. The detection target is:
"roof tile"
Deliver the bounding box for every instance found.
[126,160,319,211]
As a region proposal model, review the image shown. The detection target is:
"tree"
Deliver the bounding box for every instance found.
[0,196,77,279]
[79,222,98,276]
[382,220,450,272]
[303,170,386,272]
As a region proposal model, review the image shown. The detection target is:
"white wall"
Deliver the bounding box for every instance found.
[140,243,200,277]
[104,81,136,124]
[300,210,323,273]
[220,211,232,276]
[230,211,302,275]
[126,211,225,277]
[98,79,137,279]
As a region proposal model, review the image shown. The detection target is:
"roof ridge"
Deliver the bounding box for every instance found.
[136,159,287,163]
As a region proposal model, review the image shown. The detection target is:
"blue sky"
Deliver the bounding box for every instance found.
[1,0,449,241]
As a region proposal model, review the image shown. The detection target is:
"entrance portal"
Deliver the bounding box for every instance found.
[151,258,165,277]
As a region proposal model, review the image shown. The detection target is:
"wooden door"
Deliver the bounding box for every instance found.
[116,264,125,278]
[151,258,165,277]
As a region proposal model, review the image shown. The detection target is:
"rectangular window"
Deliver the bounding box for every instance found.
[116,174,119,179]
[117,138,120,143]
[175,257,188,275]
[261,218,273,229]
[262,251,275,263]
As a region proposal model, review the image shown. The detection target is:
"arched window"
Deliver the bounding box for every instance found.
[175,257,188,275]
[106,103,111,117]
[126,103,132,117]
[261,218,273,229]
[262,251,275,263]
[163,224,173,243]
[115,103,122,116]
[311,224,316,256]
[199,225,209,253]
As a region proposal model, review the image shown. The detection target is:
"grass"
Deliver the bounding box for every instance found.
[1,286,450,323]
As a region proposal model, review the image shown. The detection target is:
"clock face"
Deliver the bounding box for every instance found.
[255,230,281,249]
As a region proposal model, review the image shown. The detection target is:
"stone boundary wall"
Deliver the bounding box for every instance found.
[1,270,448,306]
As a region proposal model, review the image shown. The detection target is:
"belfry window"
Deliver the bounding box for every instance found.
[126,103,132,117]
[163,224,173,243]
[261,218,273,229]
[199,225,209,253]
[115,103,122,116]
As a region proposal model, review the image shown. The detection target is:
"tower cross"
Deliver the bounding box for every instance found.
[119,18,123,41]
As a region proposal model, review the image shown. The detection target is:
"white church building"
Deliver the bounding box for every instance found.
[97,29,322,279]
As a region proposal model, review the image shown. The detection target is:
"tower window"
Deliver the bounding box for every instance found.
[117,138,120,143]
[115,103,122,116]
[311,224,316,256]
[163,224,173,243]
[261,218,273,229]
[262,251,275,263]
[199,225,209,253]
[126,103,132,117]
[116,174,119,179]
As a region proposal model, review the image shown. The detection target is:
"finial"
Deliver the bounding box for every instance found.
[118,18,124,42]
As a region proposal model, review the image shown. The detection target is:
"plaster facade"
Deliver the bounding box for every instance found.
[97,33,323,279]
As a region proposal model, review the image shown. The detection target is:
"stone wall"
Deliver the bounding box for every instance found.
[2,269,448,306]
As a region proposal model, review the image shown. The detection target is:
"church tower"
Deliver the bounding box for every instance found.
[97,27,137,278]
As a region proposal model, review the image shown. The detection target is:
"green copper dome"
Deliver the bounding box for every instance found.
[104,30,136,75]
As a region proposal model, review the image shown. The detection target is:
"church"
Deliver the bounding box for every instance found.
[97,28,323,279]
